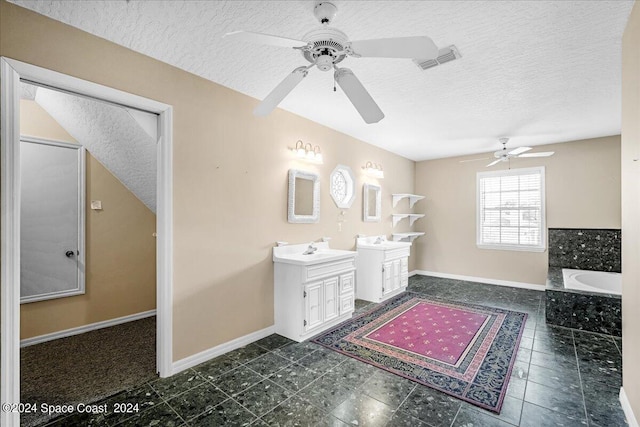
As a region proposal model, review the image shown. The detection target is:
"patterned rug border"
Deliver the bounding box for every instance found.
[311,293,528,413]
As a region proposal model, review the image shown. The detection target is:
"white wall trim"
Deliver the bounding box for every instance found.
[411,270,544,290]
[1,57,175,426]
[1,55,22,427]
[621,387,639,427]
[20,310,156,348]
[156,106,174,378]
[409,270,419,277]
[172,326,276,375]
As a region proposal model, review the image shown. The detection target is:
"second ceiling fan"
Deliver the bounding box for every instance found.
[224,2,440,124]
[461,137,555,167]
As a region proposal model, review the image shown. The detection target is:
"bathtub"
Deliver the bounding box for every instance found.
[562,268,621,296]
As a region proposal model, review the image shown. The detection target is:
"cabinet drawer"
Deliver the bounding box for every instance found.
[305,259,355,282]
[384,248,410,261]
[340,272,354,295]
[340,294,354,314]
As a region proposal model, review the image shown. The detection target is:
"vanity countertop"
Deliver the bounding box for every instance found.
[356,235,411,251]
[273,242,357,266]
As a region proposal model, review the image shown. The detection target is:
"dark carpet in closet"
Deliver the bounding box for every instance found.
[20,316,156,427]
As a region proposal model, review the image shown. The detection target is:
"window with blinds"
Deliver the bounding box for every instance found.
[477,167,545,252]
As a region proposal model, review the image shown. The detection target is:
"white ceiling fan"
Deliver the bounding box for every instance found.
[224,2,440,124]
[461,137,555,167]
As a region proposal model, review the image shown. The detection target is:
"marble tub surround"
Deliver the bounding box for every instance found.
[38,275,627,427]
[548,228,621,272]
[546,267,621,336]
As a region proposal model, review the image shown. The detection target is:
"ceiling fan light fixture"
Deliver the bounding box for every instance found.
[229,2,443,124]
[313,2,338,25]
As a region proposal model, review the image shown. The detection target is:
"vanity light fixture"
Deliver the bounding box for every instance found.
[292,140,323,164]
[362,161,384,179]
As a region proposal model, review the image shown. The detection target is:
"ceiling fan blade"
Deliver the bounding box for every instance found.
[486,159,502,167]
[334,68,384,124]
[349,36,438,59]
[253,67,308,117]
[224,31,308,49]
[518,151,555,157]
[508,146,532,156]
[459,157,490,163]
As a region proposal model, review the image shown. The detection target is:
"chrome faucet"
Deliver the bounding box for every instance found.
[374,236,384,244]
[303,242,318,255]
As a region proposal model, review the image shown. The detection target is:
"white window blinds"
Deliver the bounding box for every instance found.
[477,167,545,251]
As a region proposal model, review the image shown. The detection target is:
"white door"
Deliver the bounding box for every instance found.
[304,281,323,332]
[324,277,339,321]
[20,138,85,303]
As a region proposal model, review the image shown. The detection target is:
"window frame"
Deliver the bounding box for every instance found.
[476,166,546,252]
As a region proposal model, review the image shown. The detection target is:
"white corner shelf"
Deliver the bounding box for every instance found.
[392,232,425,242]
[392,193,425,208]
[392,213,425,227]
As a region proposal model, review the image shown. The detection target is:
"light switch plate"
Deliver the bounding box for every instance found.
[91,200,102,210]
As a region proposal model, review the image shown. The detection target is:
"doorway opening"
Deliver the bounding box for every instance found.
[1,57,174,427]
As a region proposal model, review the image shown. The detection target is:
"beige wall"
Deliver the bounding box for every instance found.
[19,100,156,339]
[622,0,640,419]
[414,136,621,286]
[0,1,415,360]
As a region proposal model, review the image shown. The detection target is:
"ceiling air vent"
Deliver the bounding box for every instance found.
[414,45,461,71]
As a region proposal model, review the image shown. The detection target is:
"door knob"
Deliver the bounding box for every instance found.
[65,250,75,258]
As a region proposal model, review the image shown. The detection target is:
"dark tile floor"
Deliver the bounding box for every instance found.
[40,275,627,427]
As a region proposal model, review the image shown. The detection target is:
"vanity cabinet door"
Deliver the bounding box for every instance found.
[382,261,393,296]
[391,259,401,291]
[324,277,339,322]
[304,281,324,332]
[400,257,409,288]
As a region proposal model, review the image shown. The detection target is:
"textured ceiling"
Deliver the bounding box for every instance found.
[11,0,634,160]
[32,85,158,212]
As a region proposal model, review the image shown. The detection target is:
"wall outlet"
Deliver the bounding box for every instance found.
[90,200,102,210]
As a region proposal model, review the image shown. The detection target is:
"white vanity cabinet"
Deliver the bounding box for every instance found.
[273,242,357,342]
[356,236,411,303]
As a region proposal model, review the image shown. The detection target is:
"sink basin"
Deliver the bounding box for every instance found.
[357,241,411,250]
[273,243,357,266]
[356,235,412,251]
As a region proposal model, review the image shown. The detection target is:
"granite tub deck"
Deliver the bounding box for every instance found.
[548,228,621,273]
[546,267,622,336]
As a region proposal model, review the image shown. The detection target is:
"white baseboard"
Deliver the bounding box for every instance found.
[621,387,639,427]
[411,270,544,291]
[409,270,419,277]
[172,325,276,375]
[20,309,157,348]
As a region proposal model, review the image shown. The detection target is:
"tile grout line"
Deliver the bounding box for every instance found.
[448,405,462,427]
[516,294,542,426]
[393,383,418,415]
[257,356,350,423]
[571,330,591,426]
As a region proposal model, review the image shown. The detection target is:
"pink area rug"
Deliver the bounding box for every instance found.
[312,293,527,413]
